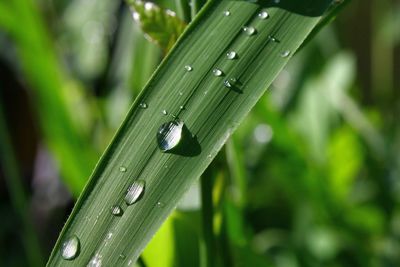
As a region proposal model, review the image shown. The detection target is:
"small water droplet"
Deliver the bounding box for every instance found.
[139,102,148,109]
[162,110,168,115]
[243,26,256,36]
[124,180,145,205]
[156,201,165,208]
[226,51,237,60]
[119,254,126,260]
[230,77,238,84]
[119,166,127,172]
[179,92,183,96]
[157,120,184,152]
[224,80,232,88]
[223,10,231,16]
[258,11,269,19]
[61,235,80,260]
[180,105,185,110]
[280,50,291,58]
[88,253,102,267]
[213,68,223,76]
[184,65,193,72]
[207,154,212,158]
[268,35,277,42]
[111,205,122,216]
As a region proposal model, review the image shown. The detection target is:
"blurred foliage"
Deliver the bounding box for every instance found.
[0,0,399,266]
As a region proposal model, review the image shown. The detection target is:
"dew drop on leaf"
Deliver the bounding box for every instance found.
[243,26,256,36]
[258,11,269,19]
[280,50,291,57]
[124,180,145,205]
[61,235,80,260]
[111,205,122,216]
[184,65,193,72]
[139,102,148,109]
[157,120,184,152]
[223,10,231,16]
[224,80,232,88]
[213,68,223,76]
[226,51,237,60]
[119,166,127,172]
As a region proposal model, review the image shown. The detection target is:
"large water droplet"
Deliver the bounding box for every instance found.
[184,65,193,72]
[226,51,237,60]
[223,10,231,16]
[258,11,269,19]
[243,26,256,36]
[124,180,145,205]
[280,50,291,58]
[157,120,184,152]
[119,166,127,173]
[213,68,223,76]
[61,235,80,260]
[111,205,122,216]
[139,102,148,109]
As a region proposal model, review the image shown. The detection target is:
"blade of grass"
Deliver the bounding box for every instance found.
[0,103,44,267]
[47,0,334,266]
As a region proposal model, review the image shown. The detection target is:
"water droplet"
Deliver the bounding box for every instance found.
[224,80,232,88]
[119,166,127,172]
[184,65,193,72]
[124,180,145,205]
[268,35,277,42]
[280,50,291,58]
[162,110,168,115]
[243,26,256,36]
[180,105,185,110]
[179,92,183,96]
[156,201,165,208]
[139,102,148,109]
[230,77,238,84]
[61,235,80,260]
[223,10,230,16]
[157,120,184,152]
[111,205,122,216]
[226,51,237,60]
[119,254,126,260]
[213,68,223,76]
[258,11,269,19]
[88,253,102,267]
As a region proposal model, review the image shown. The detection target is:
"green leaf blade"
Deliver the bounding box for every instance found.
[47,0,332,266]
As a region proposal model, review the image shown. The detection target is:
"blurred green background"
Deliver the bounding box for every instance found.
[0,0,399,266]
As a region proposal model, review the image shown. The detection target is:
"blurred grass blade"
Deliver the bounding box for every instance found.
[47,0,333,266]
[2,0,97,196]
[0,104,44,266]
[128,0,187,53]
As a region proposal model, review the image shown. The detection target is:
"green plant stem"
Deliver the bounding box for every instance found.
[0,104,44,267]
[200,166,216,267]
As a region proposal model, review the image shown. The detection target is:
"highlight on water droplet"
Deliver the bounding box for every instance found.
[61,235,80,260]
[258,11,269,19]
[157,120,184,152]
[88,253,102,267]
[280,50,291,58]
[162,110,168,115]
[230,77,238,84]
[184,65,193,72]
[268,35,277,42]
[119,166,127,172]
[226,51,237,60]
[156,201,165,208]
[179,105,185,110]
[213,68,223,77]
[243,26,256,36]
[223,10,231,16]
[111,205,122,216]
[124,180,146,205]
[139,102,148,109]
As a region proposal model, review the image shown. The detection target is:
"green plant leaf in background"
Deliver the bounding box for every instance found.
[46,0,336,266]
